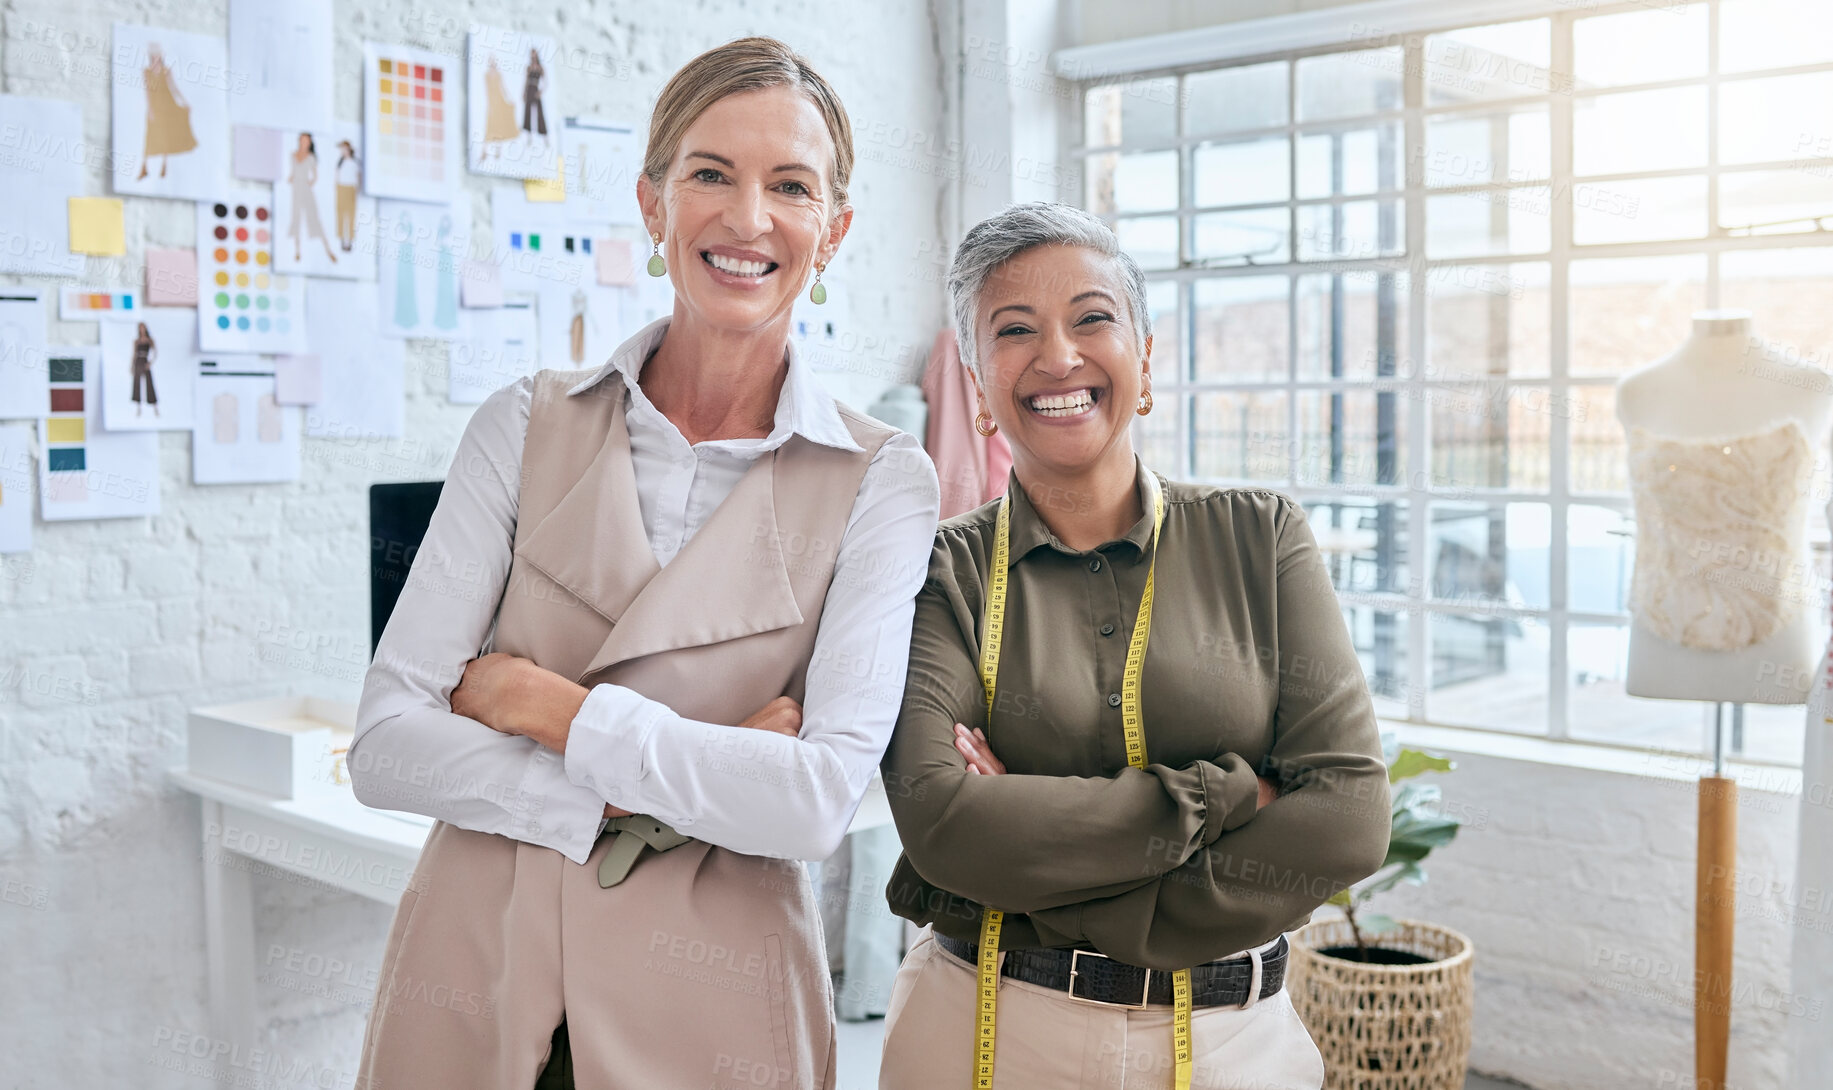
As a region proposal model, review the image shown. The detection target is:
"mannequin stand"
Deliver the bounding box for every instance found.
[1696,701,1738,1090]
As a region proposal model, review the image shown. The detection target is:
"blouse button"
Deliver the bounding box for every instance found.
[1107,692,1122,707]
[1100,623,1116,637]
[1089,558,1103,572]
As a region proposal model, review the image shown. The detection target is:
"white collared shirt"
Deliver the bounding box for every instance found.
[350,317,941,863]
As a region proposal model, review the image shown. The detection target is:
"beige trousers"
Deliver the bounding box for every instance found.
[355,820,837,1090]
[879,930,1324,1090]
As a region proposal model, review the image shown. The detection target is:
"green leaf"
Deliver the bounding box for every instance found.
[1327,888,1352,907]
[1360,912,1400,935]
[1388,747,1454,784]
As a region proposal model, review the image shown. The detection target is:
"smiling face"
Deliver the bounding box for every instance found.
[637,86,851,336]
[972,244,1151,480]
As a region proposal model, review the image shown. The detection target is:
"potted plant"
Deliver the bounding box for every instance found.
[1286,736,1475,1089]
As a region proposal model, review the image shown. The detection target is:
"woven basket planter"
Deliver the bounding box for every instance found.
[1286,917,1474,1090]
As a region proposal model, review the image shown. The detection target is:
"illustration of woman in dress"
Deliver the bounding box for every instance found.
[131,322,159,418]
[289,132,337,264]
[335,140,362,253]
[137,42,198,181]
[433,214,459,331]
[567,288,599,364]
[393,210,418,330]
[479,55,519,165]
[522,48,548,153]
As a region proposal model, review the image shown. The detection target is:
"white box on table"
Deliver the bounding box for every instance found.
[186,696,357,800]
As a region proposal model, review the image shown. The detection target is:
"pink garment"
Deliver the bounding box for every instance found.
[921,328,1012,518]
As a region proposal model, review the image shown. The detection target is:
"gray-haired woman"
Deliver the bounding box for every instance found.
[877,202,1390,1088]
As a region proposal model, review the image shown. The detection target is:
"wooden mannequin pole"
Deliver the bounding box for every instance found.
[1696,702,1737,1090]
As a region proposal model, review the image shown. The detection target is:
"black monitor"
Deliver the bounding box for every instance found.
[369,481,444,657]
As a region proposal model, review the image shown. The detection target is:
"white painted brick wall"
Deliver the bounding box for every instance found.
[1370,742,1808,1090]
[0,0,945,1084]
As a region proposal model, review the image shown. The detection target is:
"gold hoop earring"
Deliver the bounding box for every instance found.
[974,410,998,437]
[809,262,828,305]
[1136,389,1154,416]
[646,233,666,277]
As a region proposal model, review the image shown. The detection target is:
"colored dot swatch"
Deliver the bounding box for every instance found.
[195,196,304,351]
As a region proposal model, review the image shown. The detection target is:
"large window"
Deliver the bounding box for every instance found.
[1077,0,1833,764]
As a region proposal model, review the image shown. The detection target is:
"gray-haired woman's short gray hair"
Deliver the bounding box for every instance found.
[946,201,1152,378]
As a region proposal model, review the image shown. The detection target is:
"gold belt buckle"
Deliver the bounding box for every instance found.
[1067,949,1152,1010]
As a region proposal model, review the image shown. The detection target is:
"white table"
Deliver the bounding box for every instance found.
[170,763,897,1055]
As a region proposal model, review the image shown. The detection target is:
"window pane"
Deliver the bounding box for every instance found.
[1193,275,1287,383]
[1298,269,1408,382]
[1422,19,1553,107]
[1193,391,1286,481]
[1425,262,1550,381]
[1573,176,1706,245]
[1297,48,1403,121]
[1305,498,1408,595]
[1429,502,1549,611]
[1193,209,1288,265]
[1569,255,1706,376]
[1085,150,1178,216]
[1720,170,1833,236]
[1344,604,1410,719]
[1296,390,1404,487]
[1194,137,1290,207]
[1720,73,1833,166]
[1721,0,1833,73]
[1423,106,1550,187]
[1145,279,1181,383]
[1116,215,1179,271]
[1573,87,1707,175]
[1569,504,1634,614]
[1296,123,1403,198]
[1428,384,1551,491]
[1569,384,1626,494]
[1573,5,1708,87]
[1721,248,1833,371]
[1185,61,1288,136]
[1084,79,1179,148]
[1426,187,1551,257]
[1429,611,1547,734]
[1135,391,1184,476]
[1298,199,1404,261]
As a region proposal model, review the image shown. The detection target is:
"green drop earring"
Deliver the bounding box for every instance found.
[809,262,828,305]
[646,233,666,277]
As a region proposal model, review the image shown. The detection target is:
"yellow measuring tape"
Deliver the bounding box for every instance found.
[973,484,1191,1090]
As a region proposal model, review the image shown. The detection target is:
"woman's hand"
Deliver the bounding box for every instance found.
[738,696,803,738]
[450,652,586,753]
[953,723,1005,775]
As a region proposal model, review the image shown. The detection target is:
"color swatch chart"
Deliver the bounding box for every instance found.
[44,354,87,489]
[197,197,305,353]
[377,56,446,181]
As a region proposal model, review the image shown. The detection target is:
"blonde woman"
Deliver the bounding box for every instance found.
[878,203,1391,1088]
[350,37,939,1089]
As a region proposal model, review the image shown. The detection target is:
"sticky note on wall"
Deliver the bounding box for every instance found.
[146,248,199,305]
[69,198,126,256]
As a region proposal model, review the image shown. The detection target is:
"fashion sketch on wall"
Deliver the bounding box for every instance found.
[466,27,560,181]
[377,194,469,341]
[100,308,200,431]
[113,24,230,201]
[274,121,377,280]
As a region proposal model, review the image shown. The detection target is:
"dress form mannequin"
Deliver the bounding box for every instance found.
[1616,311,1831,704]
[1615,309,1833,1090]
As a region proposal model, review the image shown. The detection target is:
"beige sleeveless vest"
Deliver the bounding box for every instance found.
[356,367,896,1090]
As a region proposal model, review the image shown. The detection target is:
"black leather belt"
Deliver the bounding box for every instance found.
[933,932,1287,1009]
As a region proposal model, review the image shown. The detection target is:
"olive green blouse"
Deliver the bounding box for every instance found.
[881,457,1392,971]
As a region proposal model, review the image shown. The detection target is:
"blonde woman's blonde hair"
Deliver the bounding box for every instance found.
[643,37,855,211]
